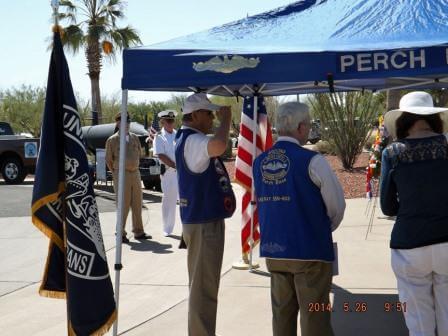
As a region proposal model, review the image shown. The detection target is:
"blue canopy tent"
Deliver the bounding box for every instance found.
[121,0,448,96]
[112,2,448,325]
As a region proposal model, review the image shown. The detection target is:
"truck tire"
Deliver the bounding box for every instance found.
[143,178,162,192]
[1,157,27,184]
[154,179,162,192]
[143,180,153,190]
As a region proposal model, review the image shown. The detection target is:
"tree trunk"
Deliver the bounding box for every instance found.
[437,89,448,107]
[386,90,401,111]
[86,39,102,125]
[90,74,102,125]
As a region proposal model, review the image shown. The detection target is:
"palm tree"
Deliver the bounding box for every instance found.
[57,0,141,124]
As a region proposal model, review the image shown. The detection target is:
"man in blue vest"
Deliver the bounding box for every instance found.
[253,102,345,336]
[175,93,236,336]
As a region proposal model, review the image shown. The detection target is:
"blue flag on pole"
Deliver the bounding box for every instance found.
[31,31,116,335]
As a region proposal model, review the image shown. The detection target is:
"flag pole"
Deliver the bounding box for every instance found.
[248,94,259,271]
[112,89,128,335]
[50,1,72,334]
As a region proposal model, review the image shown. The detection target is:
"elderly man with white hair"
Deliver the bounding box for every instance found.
[253,102,346,336]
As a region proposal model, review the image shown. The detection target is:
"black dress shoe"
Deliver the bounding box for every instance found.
[135,233,152,240]
[122,236,130,244]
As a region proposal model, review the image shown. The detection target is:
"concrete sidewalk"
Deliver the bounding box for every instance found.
[0,183,407,335]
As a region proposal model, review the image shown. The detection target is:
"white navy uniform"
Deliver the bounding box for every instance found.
[154,126,178,235]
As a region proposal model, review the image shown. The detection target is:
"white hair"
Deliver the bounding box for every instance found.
[275,102,310,135]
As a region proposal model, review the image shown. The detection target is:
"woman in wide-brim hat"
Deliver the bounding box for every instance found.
[380,91,448,336]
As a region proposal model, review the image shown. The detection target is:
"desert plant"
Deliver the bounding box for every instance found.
[308,91,380,170]
[314,140,337,155]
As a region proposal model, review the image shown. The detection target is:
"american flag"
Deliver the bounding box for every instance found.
[235,96,273,255]
[147,113,160,143]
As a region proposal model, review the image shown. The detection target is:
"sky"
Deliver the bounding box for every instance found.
[0,0,294,103]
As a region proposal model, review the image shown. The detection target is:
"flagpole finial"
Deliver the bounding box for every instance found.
[51,0,59,10]
[51,0,60,32]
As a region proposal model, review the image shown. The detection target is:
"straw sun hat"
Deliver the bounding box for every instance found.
[384,91,448,138]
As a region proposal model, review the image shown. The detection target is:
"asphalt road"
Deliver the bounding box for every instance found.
[0,180,118,218]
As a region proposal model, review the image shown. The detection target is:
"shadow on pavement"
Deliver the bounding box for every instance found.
[126,239,173,254]
[94,184,162,203]
[0,180,34,186]
[331,285,408,335]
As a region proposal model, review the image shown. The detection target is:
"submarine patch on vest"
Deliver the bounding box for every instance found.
[260,149,290,185]
[261,242,287,254]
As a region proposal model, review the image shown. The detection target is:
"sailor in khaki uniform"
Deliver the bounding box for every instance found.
[105,113,151,243]
[153,109,179,236]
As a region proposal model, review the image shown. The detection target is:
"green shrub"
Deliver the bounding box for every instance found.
[315,140,337,155]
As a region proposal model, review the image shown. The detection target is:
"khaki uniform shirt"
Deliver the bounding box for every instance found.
[105,132,141,172]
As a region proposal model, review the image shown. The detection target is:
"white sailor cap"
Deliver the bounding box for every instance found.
[158,110,178,119]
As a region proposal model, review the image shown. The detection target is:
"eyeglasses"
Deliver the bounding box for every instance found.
[165,119,175,123]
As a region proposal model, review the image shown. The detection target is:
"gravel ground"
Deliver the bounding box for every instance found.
[224,151,371,199]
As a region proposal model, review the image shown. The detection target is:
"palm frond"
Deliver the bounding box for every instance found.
[60,0,77,13]
[57,12,77,24]
[111,27,142,49]
[61,25,86,54]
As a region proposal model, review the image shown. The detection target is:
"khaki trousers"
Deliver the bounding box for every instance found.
[112,170,144,237]
[266,259,334,336]
[182,220,225,336]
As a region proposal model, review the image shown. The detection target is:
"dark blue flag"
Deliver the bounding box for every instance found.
[31,31,116,335]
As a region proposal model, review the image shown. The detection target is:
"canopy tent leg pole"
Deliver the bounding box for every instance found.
[249,95,259,272]
[112,89,128,336]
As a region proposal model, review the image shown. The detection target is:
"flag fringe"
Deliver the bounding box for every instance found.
[31,182,65,214]
[31,216,64,251]
[242,237,260,254]
[91,310,118,336]
[234,179,251,193]
[38,288,66,299]
[38,241,66,299]
[31,182,65,250]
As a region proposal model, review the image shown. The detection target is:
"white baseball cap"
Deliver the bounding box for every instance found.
[158,109,177,119]
[384,91,448,138]
[182,93,221,115]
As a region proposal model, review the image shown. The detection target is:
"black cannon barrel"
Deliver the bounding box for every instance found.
[82,122,149,153]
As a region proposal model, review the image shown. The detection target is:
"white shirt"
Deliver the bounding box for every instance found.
[181,126,211,173]
[277,136,346,231]
[154,128,177,163]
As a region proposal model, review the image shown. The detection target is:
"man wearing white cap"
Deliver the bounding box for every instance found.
[153,110,178,236]
[175,93,236,336]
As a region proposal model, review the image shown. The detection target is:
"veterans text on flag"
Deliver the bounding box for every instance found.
[31,31,116,336]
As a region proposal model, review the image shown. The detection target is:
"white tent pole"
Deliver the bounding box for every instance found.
[249,95,259,271]
[112,89,128,336]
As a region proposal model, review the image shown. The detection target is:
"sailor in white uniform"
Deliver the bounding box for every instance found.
[153,109,179,236]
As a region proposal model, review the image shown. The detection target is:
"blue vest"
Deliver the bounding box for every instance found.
[253,141,334,262]
[175,128,236,224]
